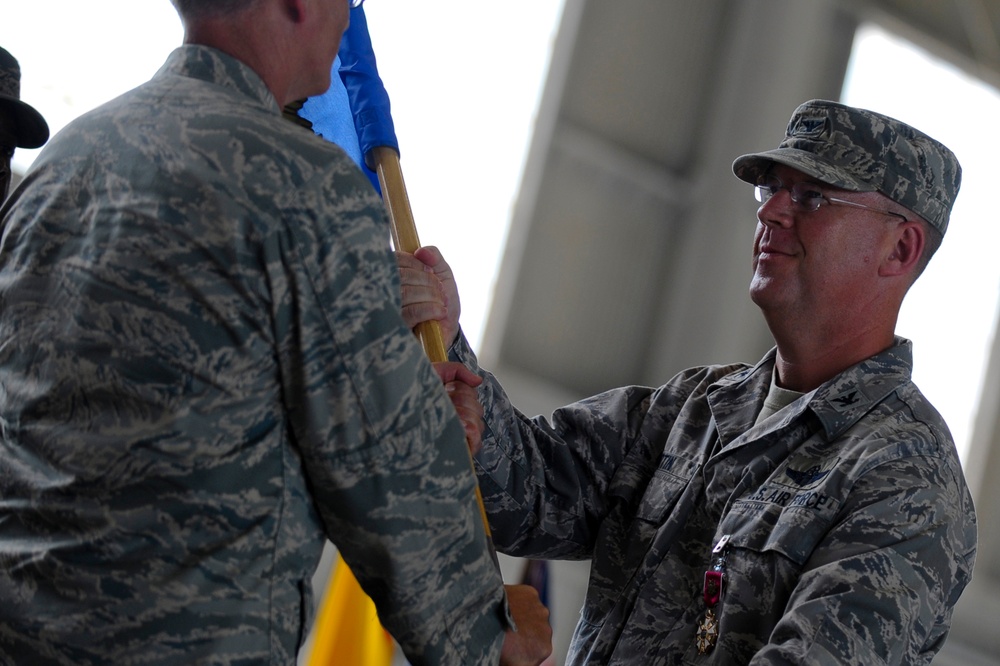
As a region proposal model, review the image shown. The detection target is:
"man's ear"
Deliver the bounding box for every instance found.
[880,221,925,277]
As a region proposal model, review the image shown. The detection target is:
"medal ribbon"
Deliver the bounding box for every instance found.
[696,535,731,655]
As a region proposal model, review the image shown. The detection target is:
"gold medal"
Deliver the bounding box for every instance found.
[696,609,719,654]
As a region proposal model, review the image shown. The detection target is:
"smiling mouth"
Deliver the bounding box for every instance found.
[754,249,798,270]
[758,245,796,257]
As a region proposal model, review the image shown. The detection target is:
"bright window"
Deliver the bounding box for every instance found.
[842,23,1000,462]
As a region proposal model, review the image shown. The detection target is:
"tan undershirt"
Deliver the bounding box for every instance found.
[755,367,804,425]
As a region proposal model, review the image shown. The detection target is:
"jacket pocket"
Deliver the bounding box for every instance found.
[581,454,698,626]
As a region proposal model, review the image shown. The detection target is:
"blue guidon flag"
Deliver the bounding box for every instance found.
[290,5,398,194]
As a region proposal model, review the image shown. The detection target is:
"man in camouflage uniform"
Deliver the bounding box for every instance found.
[0,45,49,200]
[400,99,977,664]
[0,1,552,664]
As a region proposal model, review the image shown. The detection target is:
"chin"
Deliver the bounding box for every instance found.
[749,278,784,311]
[315,68,334,94]
[292,75,333,106]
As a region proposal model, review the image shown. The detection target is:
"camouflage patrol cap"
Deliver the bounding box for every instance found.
[732,99,960,235]
[0,46,49,149]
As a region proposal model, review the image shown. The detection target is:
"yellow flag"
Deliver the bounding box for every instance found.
[306,553,395,666]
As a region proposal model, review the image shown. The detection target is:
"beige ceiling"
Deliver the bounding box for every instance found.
[483,0,1000,399]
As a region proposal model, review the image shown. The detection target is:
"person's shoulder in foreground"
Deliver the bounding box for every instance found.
[0,1,552,664]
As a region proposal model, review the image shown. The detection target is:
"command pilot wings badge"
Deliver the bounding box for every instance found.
[785,464,831,486]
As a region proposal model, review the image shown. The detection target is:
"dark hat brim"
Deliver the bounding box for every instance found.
[732,148,877,193]
[0,95,49,149]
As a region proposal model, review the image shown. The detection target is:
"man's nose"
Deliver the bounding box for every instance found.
[757,189,796,228]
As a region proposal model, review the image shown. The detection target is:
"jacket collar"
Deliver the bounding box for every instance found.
[707,337,914,446]
[155,45,279,114]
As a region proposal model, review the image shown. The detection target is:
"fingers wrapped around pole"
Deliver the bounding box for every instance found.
[368,145,498,553]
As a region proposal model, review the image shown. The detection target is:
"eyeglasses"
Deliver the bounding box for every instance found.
[350,0,365,7]
[754,175,907,222]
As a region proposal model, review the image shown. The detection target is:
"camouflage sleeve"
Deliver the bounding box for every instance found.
[750,454,976,665]
[276,182,507,664]
[450,331,656,560]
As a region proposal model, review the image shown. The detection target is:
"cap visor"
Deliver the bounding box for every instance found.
[732,148,874,192]
[0,98,50,148]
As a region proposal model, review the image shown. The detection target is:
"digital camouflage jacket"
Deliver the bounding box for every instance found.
[455,335,976,665]
[0,46,506,665]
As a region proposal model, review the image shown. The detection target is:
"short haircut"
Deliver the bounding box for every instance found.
[914,218,943,280]
[170,0,260,19]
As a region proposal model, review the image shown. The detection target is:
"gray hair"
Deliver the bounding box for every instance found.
[170,0,261,19]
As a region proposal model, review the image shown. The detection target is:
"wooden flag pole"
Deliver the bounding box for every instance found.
[369,146,449,362]
[367,145,496,545]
